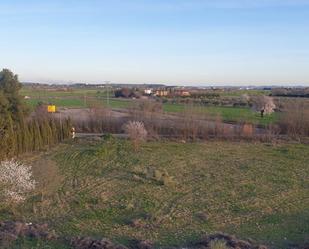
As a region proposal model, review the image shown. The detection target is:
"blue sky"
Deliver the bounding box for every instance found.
[1,0,309,85]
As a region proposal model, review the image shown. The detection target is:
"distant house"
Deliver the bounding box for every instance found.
[182,91,190,97]
[144,89,153,95]
[155,89,169,97]
[173,90,191,97]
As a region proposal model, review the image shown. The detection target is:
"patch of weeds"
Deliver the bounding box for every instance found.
[238,183,257,198]
[143,167,176,186]
[102,133,113,140]
[259,213,283,225]
[195,211,208,222]
[209,239,231,249]
[0,206,14,220]
[230,203,252,215]
[11,238,70,249]
[276,148,289,154]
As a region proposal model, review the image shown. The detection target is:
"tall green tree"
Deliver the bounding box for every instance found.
[0,76,16,159]
[0,69,28,123]
[0,69,72,160]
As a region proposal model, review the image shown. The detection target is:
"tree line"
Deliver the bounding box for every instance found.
[0,69,72,160]
[271,88,309,98]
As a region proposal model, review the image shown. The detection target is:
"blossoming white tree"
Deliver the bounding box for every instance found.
[251,96,276,115]
[0,159,36,203]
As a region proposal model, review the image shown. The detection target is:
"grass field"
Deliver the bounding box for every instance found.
[20,87,111,98]
[25,98,86,108]
[24,97,133,110]
[21,86,277,126]
[3,139,308,248]
[163,104,278,126]
[20,87,270,98]
[24,96,276,126]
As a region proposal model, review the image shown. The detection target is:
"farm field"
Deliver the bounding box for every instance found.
[2,1,309,248]
[25,97,276,126]
[20,88,269,98]
[22,87,277,126]
[20,87,111,98]
[163,104,278,126]
[5,138,309,248]
[25,96,132,110]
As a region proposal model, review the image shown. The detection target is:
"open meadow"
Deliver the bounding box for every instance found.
[2,0,309,247]
[3,138,308,248]
[21,87,278,126]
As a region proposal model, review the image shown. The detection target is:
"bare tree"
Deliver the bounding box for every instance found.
[278,99,309,138]
[123,121,147,150]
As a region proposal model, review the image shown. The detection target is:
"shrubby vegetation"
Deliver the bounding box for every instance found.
[123,121,148,150]
[278,99,309,138]
[0,69,72,160]
[272,87,309,97]
[114,87,142,98]
[209,239,231,249]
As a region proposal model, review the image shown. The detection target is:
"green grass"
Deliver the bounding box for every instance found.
[2,139,308,248]
[10,238,70,249]
[20,87,111,98]
[106,98,133,109]
[24,97,133,110]
[163,103,186,113]
[25,98,86,108]
[163,104,278,126]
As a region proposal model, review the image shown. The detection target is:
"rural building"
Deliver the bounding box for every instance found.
[144,89,153,95]
[173,90,191,97]
[155,89,169,97]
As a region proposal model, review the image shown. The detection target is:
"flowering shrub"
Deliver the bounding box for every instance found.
[0,159,36,203]
[251,96,276,114]
[123,121,147,150]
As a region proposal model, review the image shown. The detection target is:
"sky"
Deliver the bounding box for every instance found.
[1,0,309,86]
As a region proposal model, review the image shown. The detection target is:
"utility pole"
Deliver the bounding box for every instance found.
[104,81,110,107]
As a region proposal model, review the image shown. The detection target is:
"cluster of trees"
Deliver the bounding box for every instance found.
[190,92,221,99]
[271,88,309,97]
[0,69,72,160]
[114,88,142,98]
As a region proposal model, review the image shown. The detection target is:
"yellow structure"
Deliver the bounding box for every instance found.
[47,105,56,113]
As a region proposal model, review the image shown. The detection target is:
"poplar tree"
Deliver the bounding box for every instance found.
[0,68,72,160]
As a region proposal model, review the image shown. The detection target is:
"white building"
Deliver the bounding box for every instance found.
[144,89,153,95]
